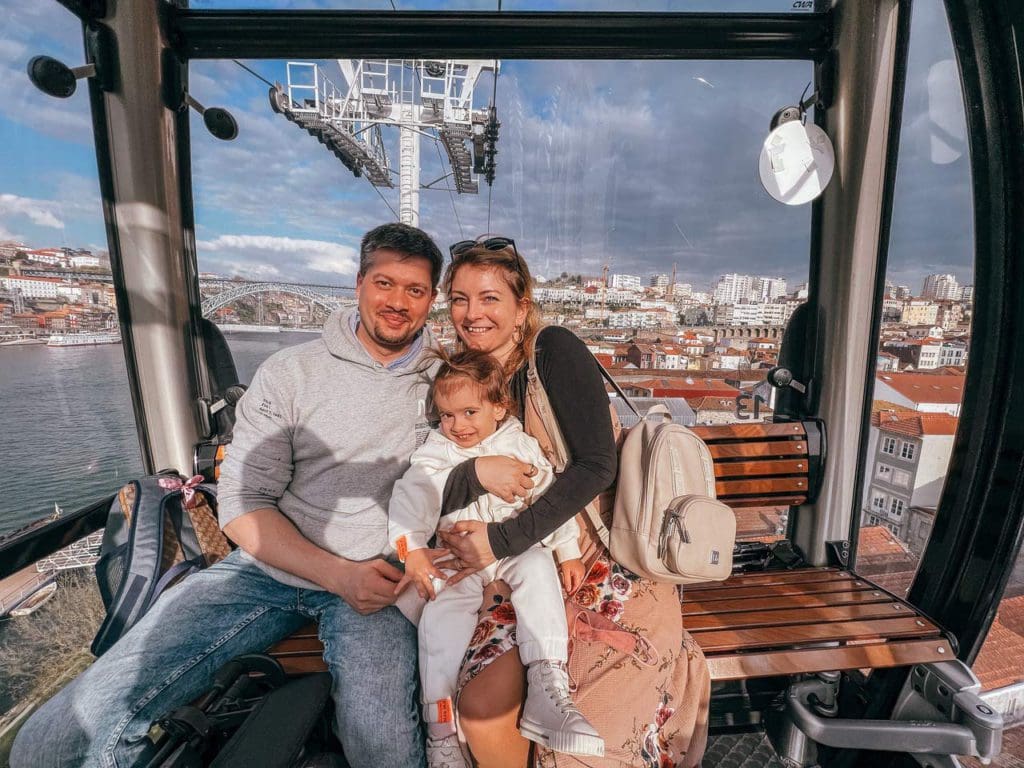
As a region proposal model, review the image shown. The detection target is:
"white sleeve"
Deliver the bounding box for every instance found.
[387,437,454,557]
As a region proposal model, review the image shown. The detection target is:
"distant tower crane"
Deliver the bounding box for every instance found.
[270,59,500,226]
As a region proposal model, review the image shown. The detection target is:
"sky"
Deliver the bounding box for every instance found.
[0,0,974,295]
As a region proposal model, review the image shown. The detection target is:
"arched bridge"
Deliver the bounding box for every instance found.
[201,281,356,317]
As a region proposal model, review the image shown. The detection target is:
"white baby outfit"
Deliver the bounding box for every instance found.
[388,417,580,707]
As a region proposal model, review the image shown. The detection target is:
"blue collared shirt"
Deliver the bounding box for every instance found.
[348,312,426,370]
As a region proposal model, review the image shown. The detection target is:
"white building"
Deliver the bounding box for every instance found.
[650,274,670,289]
[713,273,754,305]
[0,275,62,299]
[69,254,102,269]
[861,408,958,541]
[922,273,961,301]
[609,274,641,292]
[752,276,787,302]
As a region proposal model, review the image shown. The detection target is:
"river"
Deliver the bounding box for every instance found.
[0,332,319,538]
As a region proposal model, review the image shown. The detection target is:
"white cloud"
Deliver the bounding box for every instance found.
[0,193,65,229]
[197,234,359,279]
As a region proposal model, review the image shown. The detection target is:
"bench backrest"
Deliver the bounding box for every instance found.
[690,419,825,508]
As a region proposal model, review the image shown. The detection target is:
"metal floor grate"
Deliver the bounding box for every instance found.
[701,731,785,768]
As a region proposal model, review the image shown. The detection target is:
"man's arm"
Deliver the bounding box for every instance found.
[225,509,403,615]
[218,361,402,614]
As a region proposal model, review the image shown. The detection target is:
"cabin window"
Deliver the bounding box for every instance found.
[190,0,824,11]
[0,9,144,540]
[855,0,972,592]
[0,4,141,724]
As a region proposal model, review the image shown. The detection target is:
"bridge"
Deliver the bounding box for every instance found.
[200,280,356,317]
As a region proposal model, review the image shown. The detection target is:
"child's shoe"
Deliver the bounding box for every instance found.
[425,733,469,768]
[519,659,604,757]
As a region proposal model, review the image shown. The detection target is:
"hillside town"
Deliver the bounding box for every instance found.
[1,238,976,554]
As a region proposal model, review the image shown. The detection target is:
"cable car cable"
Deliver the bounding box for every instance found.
[435,139,465,240]
[232,60,275,90]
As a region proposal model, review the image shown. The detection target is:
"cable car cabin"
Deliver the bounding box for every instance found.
[1,2,1023,768]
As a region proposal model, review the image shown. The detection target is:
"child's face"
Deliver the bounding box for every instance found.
[434,381,507,448]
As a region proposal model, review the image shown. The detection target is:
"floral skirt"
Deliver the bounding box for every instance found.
[457,555,710,768]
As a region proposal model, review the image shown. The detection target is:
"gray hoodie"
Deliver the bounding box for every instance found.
[217,307,437,590]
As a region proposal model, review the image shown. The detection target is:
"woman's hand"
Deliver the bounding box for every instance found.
[438,521,497,585]
[475,456,538,503]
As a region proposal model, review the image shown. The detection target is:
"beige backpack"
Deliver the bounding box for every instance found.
[525,347,735,584]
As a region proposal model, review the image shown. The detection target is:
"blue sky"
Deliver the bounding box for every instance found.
[0,1,974,294]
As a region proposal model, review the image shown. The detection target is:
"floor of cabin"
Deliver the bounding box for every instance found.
[701,730,784,767]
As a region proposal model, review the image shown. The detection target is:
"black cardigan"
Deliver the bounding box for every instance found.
[442,326,618,559]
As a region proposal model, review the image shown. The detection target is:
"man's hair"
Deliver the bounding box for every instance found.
[432,348,513,413]
[360,223,444,288]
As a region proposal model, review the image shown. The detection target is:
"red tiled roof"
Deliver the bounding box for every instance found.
[876,372,965,404]
[972,595,1024,691]
[871,411,959,437]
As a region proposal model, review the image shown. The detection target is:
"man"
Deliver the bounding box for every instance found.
[11,223,443,768]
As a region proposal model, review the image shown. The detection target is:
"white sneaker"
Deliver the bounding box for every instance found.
[519,660,605,757]
[425,733,469,768]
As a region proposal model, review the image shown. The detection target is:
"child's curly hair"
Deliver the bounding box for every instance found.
[431,348,514,414]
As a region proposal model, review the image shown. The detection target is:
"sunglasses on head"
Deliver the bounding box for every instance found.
[449,236,516,257]
[449,236,525,275]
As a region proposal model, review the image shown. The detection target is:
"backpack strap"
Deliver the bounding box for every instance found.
[525,342,612,548]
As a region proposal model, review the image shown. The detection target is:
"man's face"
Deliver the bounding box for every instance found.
[355,249,436,352]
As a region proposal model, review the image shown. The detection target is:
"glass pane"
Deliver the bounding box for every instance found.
[854,0,972,597]
[191,56,811,547]
[191,0,822,12]
[0,5,143,539]
[0,1,137,747]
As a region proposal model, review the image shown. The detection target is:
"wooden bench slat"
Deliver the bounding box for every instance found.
[705,637,956,681]
[685,578,877,602]
[683,588,889,615]
[688,568,851,590]
[692,423,807,440]
[724,496,808,508]
[278,656,329,675]
[690,616,941,653]
[705,440,808,459]
[718,477,808,496]
[714,459,810,478]
[684,602,915,631]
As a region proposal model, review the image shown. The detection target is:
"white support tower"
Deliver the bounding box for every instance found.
[271,59,499,226]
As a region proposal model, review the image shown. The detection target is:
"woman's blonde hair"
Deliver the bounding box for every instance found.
[441,243,543,376]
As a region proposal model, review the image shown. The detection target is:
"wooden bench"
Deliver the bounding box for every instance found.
[681,567,954,682]
[268,420,953,683]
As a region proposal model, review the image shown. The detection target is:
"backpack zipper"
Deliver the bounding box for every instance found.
[658,503,690,559]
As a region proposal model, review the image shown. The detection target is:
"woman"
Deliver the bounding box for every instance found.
[437,236,710,768]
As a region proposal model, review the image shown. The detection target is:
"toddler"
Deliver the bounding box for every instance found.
[389,349,604,768]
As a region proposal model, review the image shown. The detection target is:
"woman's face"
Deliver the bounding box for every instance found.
[448,264,528,362]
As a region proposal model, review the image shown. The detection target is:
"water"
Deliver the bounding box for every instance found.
[0,332,319,538]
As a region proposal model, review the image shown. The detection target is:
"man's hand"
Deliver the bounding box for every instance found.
[475,456,537,503]
[394,548,448,601]
[326,558,405,615]
[558,558,586,596]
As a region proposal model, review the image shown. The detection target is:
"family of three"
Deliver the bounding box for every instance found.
[12,223,709,768]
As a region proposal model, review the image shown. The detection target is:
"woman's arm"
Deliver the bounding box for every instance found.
[488,327,618,559]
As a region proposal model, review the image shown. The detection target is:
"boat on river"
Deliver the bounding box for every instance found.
[9,581,57,617]
[46,331,122,347]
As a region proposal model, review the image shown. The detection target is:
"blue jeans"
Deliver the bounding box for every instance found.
[10,550,425,768]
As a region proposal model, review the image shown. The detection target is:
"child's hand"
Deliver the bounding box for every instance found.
[559,558,586,596]
[394,548,448,601]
